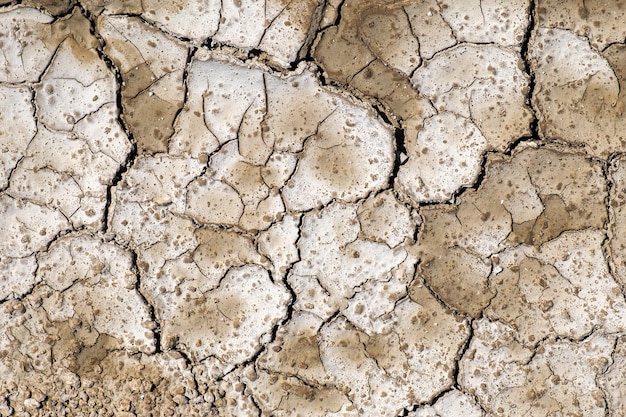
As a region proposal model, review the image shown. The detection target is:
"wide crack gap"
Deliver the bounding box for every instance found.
[0,0,23,10]
[292,0,325,70]
[333,0,346,27]
[518,0,539,143]
[199,38,294,76]
[389,126,406,189]
[416,2,539,207]
[78,4,139,235]
[128,247,162,354]
[603,154,624,297]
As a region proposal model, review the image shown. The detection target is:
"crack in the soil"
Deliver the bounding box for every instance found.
[603,154,625,299]
[79,5,139,235]
[4,1,626,416]
[519,0,540,142]
[128,247,163,354]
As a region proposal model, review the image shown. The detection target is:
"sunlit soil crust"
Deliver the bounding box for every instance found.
[1,1,626,416]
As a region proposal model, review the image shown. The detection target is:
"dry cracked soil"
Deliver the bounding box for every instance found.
[2,0,626,416]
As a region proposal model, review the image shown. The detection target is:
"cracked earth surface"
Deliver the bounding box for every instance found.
[2,0,626,416]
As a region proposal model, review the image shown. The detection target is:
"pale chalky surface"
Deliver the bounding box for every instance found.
[2,1,626,416]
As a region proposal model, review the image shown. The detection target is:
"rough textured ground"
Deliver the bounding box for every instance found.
[1,0,626,416]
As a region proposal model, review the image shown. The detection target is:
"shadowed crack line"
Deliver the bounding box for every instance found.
[78,4,139,234]
[517,0,539,144]
[128,247,162,354]
[389,126,407,189]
